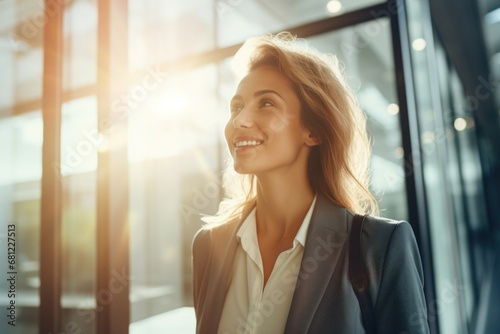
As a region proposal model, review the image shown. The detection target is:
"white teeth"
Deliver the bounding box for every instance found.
[235,140,262,147]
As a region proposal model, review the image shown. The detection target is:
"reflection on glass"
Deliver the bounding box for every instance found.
[0,1,45,113]
[0,111,42,334]
[449,67,488,325]
[63,0,98,90]
[407,0,469,332]
[308,18,408,220]
[128,0,215,71]
[59,4,100,328]
[60,97,99,176]
[60,97,98,334]
[128,64,222,329]
[0,0,45,333]
[219,19,407,219]
[128,65,221,163]
[131,16,408,333]
[216,0,385,47]
[127,15,409,331]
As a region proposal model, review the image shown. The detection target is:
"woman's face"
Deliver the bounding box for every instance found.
[225,65,315,176]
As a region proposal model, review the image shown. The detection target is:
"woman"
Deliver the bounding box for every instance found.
[192,32,429,334]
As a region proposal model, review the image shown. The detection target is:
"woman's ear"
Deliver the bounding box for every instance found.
[305,132,321,147]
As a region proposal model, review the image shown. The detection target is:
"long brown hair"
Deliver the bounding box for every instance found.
[203,32,378,225]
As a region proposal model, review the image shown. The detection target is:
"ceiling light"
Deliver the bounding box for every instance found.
[412,38,426,51]
[326,1,342,14]
[387,103,400,115]
[454,117,467,131]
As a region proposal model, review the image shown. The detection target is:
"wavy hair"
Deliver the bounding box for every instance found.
[203,32,379,225]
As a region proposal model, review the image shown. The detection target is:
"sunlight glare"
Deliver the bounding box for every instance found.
[152,90,188,118]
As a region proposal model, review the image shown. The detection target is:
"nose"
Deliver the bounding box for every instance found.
[232,107,254,128]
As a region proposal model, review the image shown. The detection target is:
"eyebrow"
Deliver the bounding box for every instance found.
[231,89,283,102]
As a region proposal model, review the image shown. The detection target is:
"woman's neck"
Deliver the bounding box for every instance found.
[254,171,315,238]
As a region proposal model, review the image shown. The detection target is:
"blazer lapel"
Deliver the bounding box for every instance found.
[201,202,256,333]
[284,195,349,333]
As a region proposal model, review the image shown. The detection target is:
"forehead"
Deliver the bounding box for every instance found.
[235,65,295,95]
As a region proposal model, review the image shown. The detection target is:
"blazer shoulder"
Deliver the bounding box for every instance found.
[352,214,422,303]
[359,216,428,333]
[192,226,211,255]
[363,214,406,238]
[358,214,417,265]
[356,214,417,251]
[192,201,256,250]
[346,210,409,246]
[192,223,222,252]
[192,219,240,253]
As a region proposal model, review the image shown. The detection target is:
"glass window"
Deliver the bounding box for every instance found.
[56,0,99,331]
[128,0,215,71]
[406,0,470,332]
[0,111,42,334]
[308,18,408,220]
[128,16,407,332]
[217,19,406,219]
[449,67,488,325]
[60,96,98,334]
[0,0,45,113]
[6,0,492,332]
[63,0,98,90]
[0,111,43,333]
[128,65,222,329]
[216,0,385,47]
[435,42,476,328]
[0,0,45,333]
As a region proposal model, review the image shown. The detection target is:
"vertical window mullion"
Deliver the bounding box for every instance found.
[389,1,439,333]
[96,0,130,333]
[40,0,64,333]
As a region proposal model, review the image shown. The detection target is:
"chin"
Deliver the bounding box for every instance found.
[233,163,257,175]
[233,166,251,175]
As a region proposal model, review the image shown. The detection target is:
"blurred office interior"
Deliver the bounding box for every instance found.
[0,0,499,333]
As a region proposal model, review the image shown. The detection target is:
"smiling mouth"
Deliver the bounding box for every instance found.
[235,140,263,148]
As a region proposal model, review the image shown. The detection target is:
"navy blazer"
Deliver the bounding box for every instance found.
[192,194,430,333]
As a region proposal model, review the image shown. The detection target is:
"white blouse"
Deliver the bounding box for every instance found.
[217,196,317,334]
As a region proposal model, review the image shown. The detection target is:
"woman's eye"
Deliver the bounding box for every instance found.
[260,100,273,107]
[230,104,243,113]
